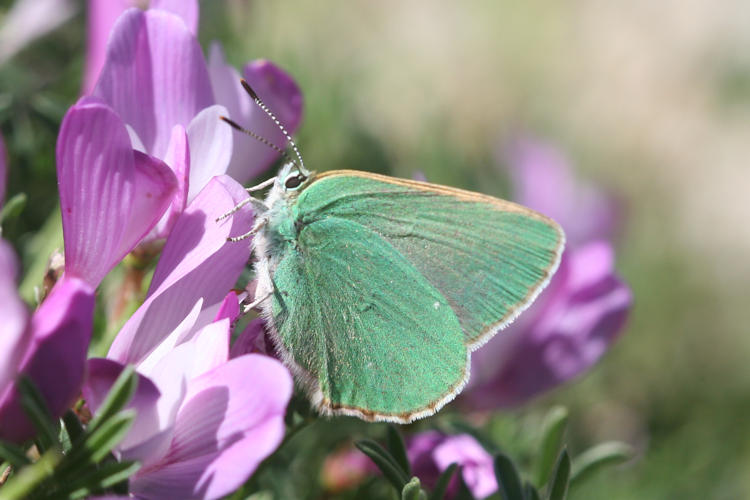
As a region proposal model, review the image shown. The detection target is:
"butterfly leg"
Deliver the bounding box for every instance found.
[242,290,273,314]
[226,218,268,243]
[216,196,270,223]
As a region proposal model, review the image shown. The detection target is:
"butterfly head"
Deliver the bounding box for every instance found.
[277,162,311,193]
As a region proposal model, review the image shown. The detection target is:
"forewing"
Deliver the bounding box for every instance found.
[270,216,467,422]
[296,171,565,348]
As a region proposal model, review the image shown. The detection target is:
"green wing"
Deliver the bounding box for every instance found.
[270,170,564,422]
[295,171,565,348]
[270,216,467,422]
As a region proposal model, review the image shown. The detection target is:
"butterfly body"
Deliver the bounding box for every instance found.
[250,163,564,423]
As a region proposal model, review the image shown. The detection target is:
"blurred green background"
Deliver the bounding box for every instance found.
[2,0,749,498]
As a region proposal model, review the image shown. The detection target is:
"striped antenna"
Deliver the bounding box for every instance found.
[240,79,306,172]
[220,116,300,170]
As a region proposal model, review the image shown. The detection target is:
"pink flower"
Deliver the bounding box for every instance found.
[462,137,632,409]
[0,240,95,442]
[408,432,497,499]
[82,176,293,499]
[57,97,178,287]
[85,6,302,242]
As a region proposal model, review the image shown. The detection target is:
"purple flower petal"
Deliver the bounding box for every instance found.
[213,291,241,323]
[507,138,620,246]
[93,8,214,160]
[108,175,254,365]
[186,105,232,202]
[465,241,632,409]
[145,125,190,241]
[130,354,292,500]
[0,276,94,442]
[83,358,169,463]
[150,0,198,34]
[0,241,29,402]
[433,435,497,499]
[230,318,272,358]
[57,98,177,287]
[83,0,132,94]
[209,44,303,183]
[0,132,7,208]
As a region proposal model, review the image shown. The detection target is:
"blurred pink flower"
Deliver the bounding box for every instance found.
[0,0,76,65]
[462,137,632,409]
[86,7,302,244]
[0,240,95,442]
[82,175,292,498]
[57,97,177,287]
[408,431,497,499]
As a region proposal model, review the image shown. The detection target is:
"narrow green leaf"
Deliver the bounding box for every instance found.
[546,449,571,500]
[0,192,26,224]
[62,410,85,444]
[570,442,632,487]
[17,376,58,452]
[402,476,427,500]
[355,439,409,491]
[493,453,523,500]
[63,460,141,499]
[453,476,476,500]
[0,441,30,467]
[387,425,412,476]
[61,410,135,472]
[429,463,458,500]
[0,448,61,500]
[533,406,568,487]
[523,482,541,500]
[87,365,138,432]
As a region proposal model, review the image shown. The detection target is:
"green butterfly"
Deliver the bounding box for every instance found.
[222,85,565,424]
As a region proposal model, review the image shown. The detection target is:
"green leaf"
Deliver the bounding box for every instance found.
[62,410,135,472]
[494,452,524,500]
[523,482,541,500]
[63,460,141,499]
[87,365,138,433]
[387,425,412,477]
[0,440,30,468]
[355,439,409,491]
[533,406,568,487]
[402,476,427,500]
[0,192,26,224]
[429,463,458,500]
[62,410,85,445]
[0,448,61,500]
[17,376,58,452]
[570,441,632,487]
[546,449,571,500]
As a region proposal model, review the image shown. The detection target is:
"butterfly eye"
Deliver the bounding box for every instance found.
[284,173,306,190]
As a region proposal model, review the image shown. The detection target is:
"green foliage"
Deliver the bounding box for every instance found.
[0,368,140,499]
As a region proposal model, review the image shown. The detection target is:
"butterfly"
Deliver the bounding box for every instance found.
[221,81,565,423]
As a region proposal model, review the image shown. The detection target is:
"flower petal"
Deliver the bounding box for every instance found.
[83,0,132,94]
[186,105,232,202]
[0,277,94,442]
[145,124,191,241]
[433,435,497,500]
[230,318,271,358]
[465,241,632,408]
[150,0,198,34]
[108,175,254,365]
[131,355,292,500]
[93,8,214,159]
[0,241,29,402]
[57,98,176,287]
[213,291,241,323]
[209,43,303,183]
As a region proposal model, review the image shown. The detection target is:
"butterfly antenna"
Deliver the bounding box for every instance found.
[240,79,306,173]
[220,116,300,169]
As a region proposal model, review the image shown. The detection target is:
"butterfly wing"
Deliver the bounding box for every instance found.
[268,170,564,422]
[295,170,565,348]
[269,216,468,423]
